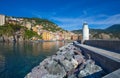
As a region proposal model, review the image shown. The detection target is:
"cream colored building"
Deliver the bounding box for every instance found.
[0,14,5,26]
[26,22,32,30]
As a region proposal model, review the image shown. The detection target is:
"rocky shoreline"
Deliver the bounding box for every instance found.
[25,43,105,78]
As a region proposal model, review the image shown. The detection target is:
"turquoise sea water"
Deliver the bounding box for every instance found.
[0,41,65,78]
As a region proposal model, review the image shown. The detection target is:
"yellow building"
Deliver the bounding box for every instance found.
[42,31,53,41]
[63,31,71,40]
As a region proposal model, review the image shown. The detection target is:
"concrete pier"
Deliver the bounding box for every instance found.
[74,41,120,78]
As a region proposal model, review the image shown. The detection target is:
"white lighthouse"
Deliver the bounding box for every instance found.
[82,22,89,41]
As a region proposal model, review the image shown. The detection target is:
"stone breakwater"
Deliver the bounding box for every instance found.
[25,43,105,78]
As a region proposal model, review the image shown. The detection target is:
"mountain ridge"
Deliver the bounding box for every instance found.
[72,24,120,39]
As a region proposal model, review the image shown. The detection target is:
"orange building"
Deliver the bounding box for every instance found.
[32,26,38,32]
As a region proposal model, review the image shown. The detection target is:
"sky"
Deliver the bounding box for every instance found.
[0,0,120,30]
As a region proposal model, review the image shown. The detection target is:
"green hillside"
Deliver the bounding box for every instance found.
[26,17,64,32]
[105,24,120,33]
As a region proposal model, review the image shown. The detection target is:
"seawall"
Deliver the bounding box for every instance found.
[74,41,120,78]
[81,40,120,53]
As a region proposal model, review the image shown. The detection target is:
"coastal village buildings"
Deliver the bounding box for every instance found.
[63,31,72,40]
[5,16,25,25]
[0,14,79,41]
[71,33,78,40]
[58,32,64,40]
[32,25,43,37]
[25,22,32,30]
[35,25,43,35]
[32,26,38,32]
[0,14,5,26]
[78,34,82,40]
[42,31,53,41]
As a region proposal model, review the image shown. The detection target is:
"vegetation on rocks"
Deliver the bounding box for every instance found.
[24,30,37,39]
[0,24,42,42]
[0,24,22,36]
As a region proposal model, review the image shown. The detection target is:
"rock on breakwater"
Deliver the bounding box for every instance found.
[25,43,105,78]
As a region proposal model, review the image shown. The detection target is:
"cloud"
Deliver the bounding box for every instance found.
[103,14,120,24]
[50,17,83,30]
[89,14,120,28]
[50,14,120,30]
[24,8,120,30]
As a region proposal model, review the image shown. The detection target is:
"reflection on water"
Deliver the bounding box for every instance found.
[0,41,65,78]
[0,55,5,74]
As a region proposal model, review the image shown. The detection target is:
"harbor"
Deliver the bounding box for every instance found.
[25,42,107,78]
